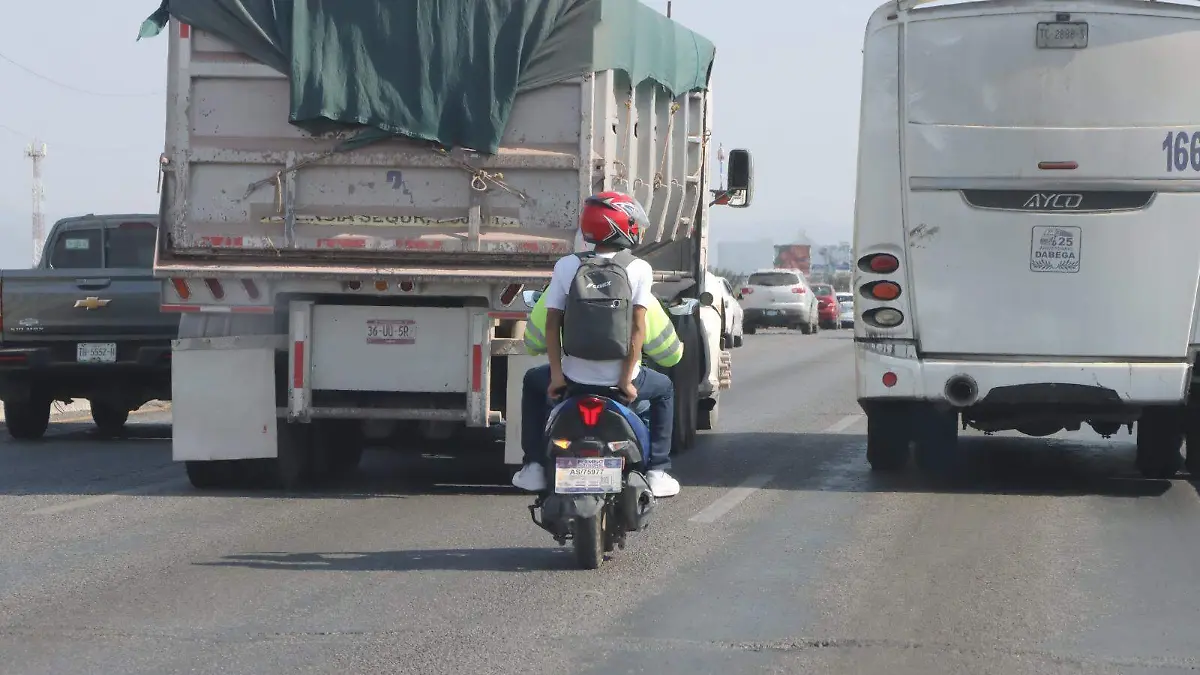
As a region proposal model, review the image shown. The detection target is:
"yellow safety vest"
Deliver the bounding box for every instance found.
[522,287,684,368]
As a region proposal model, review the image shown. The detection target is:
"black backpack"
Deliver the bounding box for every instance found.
[562,251,637,361]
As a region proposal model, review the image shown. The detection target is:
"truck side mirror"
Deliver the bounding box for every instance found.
[725,149,753,208]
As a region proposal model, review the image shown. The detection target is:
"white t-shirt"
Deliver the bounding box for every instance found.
[542,251,656,386]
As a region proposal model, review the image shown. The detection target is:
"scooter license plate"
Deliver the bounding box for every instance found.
[553,457,624,495]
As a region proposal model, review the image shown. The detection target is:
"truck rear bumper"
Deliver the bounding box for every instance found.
[0,345,172,401]
[170,302,535,463]
[856,342,1190,406]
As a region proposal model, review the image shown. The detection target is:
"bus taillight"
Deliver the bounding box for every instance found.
[864,307,904,328]
[862,280,902,301]
[859,253,899,274]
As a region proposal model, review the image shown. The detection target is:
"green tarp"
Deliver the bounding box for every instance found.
[140,0,715,154]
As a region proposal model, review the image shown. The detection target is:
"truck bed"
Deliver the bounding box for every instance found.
[160,13,711,275]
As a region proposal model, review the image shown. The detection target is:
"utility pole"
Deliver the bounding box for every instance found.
[666,1,672,18]
[25,140,46,266]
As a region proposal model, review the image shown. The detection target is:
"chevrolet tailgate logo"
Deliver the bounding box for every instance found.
[74,297,111,310]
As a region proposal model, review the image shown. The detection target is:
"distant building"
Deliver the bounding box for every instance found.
[813,241,852,276]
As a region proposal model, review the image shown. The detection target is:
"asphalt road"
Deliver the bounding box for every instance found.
[1,331,1199,674]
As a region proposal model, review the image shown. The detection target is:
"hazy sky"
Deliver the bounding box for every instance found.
[0,0,884,269]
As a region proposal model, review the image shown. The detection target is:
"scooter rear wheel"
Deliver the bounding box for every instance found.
[573,513,604,570]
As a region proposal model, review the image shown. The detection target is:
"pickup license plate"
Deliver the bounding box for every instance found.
[1037,21,1088,49]
[365,319,417,345]
[76,342,117,363]
[554,457,624,495]
[765,310,779,316]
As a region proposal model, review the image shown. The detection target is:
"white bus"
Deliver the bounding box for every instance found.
[853,0,1200,478]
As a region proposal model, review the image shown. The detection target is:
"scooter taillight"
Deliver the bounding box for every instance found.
[577,396,605,426]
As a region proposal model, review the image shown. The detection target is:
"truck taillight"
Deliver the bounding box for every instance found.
[500,284,523,306]
[170,278,191,300]
[740,287,752,295]
[791,287,806,294]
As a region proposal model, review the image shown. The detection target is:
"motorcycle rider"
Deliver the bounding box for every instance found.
[512,191,684,498]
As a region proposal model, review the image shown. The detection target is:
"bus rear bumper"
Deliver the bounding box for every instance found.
[855,343,1190,406]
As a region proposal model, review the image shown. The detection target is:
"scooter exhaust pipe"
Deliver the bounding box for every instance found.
[944,374,979,407]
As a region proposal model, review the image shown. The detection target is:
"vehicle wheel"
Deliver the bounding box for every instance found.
[733,335,743,347]
[270,420,315,490]
[743,325,756,335]
[913,406,960,473]
[1186,409,1200,476]
[1137,406,1184,479]
[865,402,911,472]
[310,419,365,483]
[697,397,718,431]
[811,315,820,334]
[667,311,702,453]
[573,513,605,570]
[4,398,51,441]
[89,400,129,437]
[185,460,235,490]
[798,321,812,335]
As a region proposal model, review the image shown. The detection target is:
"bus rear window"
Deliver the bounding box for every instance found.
[906,13,1200,128]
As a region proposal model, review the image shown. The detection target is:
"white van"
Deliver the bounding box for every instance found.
[853,0,1200,478]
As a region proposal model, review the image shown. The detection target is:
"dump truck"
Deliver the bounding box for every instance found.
[141,0,754,489]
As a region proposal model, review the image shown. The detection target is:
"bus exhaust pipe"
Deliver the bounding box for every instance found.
[944,375,979,407]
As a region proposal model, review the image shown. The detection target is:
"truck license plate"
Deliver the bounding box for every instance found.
[554,457,624,495]
[76,342,117,363]
[1037,21,1088,49]
[765,310,779,316]
[365,319,417,345]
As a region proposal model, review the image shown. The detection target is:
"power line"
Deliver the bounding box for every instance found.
[0,119,152,153]
[0,49,161,98]
[0,121,29,138]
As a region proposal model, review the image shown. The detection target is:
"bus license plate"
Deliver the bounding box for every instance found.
[77,342,117,363]
[1037,22,1088,49]
[553,457,623,494]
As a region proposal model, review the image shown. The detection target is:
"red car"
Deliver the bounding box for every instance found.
[812,284,840,329]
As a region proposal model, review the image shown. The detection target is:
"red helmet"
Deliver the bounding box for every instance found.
[579,191,648,250]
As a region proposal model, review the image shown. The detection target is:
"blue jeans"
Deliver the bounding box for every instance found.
[521,363,674,471]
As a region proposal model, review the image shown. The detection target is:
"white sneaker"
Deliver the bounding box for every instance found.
[646,470,681,498]
[512,463,547,492]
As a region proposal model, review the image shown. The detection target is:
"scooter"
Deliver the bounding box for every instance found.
[529,388,657,569]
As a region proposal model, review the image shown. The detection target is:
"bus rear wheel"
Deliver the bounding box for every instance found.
[1136,407,1184,479]
[865,403,911,472]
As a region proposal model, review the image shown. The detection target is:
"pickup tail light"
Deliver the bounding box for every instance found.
[792,287,806,294]
[740,287,753,295]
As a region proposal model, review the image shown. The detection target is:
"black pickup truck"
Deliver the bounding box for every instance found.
[0,214,177,439]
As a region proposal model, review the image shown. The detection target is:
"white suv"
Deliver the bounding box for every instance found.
[737,268,819,335]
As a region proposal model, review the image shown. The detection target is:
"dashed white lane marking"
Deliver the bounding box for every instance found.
[26,477,187,516]
[822,414,864,434]
[689,474,775,524]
